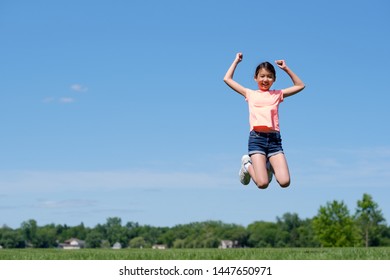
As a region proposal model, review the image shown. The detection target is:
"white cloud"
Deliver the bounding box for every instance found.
[42,97,55,103]
[35,199,97,209]
[70,84,88,92]
[1,147,389,196]
[0,169,235,194]
[59,97,75,103]
[41,83,87,104]
[290,146,390,188]
[42,97,75,104]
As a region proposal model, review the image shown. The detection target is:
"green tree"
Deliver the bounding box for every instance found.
[312,200,359,247]
[355,193,386,247]
[0,226,25,248]
[296,218,320,247]
[159,229,176,248]
[55,224,71,242]
[276,213,302,247]
[138,225,165,247]
[173,238,186,248]
[35,224,57,248]
[85,230,104,248]
[20,219,38,247]
[129,236,146,248]
[247,221,279,247]
[67,222,88,240]
[220,223,249,247]
[377,224,390,246]
[101,239,111,248]
[104,217,127,247]
[125,222,141,240]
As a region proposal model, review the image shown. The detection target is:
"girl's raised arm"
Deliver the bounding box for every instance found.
[275,60,305,98]
[223,53,247,97]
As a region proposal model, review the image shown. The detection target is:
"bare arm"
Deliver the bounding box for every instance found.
[275,60,305,98]
[223,53,247,97]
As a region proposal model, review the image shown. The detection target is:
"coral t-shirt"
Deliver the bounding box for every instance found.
[245,88,284,132]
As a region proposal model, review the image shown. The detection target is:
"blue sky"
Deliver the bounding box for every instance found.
[1,0,390,229]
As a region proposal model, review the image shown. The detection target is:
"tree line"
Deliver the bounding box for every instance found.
[1,193,389,249]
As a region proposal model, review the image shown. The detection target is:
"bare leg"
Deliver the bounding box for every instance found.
[269,153,290,188]
[247,153,270,189]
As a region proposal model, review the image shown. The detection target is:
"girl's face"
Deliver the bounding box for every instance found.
[254,68,275,91]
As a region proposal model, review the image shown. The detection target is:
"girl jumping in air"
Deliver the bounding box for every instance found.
[224,53,305,189]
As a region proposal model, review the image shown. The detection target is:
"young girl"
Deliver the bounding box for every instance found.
[224,53,305,189]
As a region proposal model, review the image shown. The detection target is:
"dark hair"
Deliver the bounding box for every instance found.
[254,61,276,79]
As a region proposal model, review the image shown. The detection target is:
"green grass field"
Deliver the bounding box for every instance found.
[1,247,390,260]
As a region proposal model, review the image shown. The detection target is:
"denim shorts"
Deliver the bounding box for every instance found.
[248,130,284,158]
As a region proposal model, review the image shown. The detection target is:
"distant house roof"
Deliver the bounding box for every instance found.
[59,238,85,249]
[219,240,239,249]
[152,244,166,250]
[112,242,122,249]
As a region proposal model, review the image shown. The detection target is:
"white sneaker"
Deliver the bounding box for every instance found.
[266,160,273,183]
[239,155,251,185]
